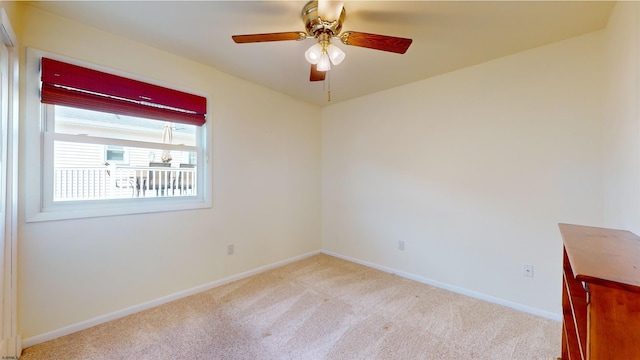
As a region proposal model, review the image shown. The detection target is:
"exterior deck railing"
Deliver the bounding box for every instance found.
[54,165,196,201]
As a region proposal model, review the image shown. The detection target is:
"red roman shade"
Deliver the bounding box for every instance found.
[40,57,207,126]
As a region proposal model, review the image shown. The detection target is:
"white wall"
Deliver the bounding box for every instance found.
[15,0,638,345]
[322,32,604,315]
[602,2,640,234]
[17,5,321,339]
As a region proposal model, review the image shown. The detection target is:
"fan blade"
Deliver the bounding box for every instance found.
[318,0,344,21]
[340,31,412,54]
[310,64,326,82]
[232,32,306,43]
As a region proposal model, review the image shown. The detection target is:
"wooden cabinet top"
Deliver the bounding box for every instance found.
[559,223,640,293]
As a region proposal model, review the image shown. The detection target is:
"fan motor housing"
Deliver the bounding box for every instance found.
[302,0,346,37]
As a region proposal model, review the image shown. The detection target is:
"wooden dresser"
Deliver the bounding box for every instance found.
[558,223,640,360]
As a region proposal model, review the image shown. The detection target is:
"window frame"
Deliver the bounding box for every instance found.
[25,48,213,222]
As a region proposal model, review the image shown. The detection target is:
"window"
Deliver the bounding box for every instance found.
[25,49,212,221]
[105,146,129,164]
[48,105,200,202]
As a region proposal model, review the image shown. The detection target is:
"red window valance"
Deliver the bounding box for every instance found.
[40,57,207,126]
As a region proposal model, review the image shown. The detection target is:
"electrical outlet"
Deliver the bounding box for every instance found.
[398,240,405,251]
[522,264,534,277]
[227,244,234,255]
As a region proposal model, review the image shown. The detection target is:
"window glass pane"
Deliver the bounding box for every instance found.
[54,105,197,146]
[106,150,125,162]
[105,145,128,164]
[53,142,197,202]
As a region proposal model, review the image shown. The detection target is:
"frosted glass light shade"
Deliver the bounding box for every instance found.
[326,44,345,65]
[304,43,323,64]
[317,53,331,71]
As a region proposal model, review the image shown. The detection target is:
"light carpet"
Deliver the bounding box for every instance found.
[20,254,560,359]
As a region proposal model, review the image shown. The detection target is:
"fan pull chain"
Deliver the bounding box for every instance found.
[326,71,331,102]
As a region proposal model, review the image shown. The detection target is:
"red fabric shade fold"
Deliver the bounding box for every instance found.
[40,58,206,126]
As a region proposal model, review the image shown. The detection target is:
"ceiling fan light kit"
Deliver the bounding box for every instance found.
[304,32,345,70]
[232,0,412,97]
[304,43,323,64]
[317,53,331,72]
[326,45,345,65]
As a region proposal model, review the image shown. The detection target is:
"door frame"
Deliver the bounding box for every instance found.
[0,7,19,359]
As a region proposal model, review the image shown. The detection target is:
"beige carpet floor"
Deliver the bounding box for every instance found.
[20,254,561,359]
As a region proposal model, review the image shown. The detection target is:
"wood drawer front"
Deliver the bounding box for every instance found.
[587,284,640,359]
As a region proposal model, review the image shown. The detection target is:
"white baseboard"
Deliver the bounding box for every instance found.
[23,248,560,349]
[22,250,321,349]
[321,250,562,322]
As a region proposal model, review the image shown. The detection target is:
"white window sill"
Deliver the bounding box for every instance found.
[26,196,211,223]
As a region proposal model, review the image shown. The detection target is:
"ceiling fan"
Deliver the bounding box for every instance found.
[232,0,413,82]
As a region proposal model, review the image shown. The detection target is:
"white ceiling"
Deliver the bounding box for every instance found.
[26,1,614,107]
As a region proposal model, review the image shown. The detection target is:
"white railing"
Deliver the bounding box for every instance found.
[54,165,197,201]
